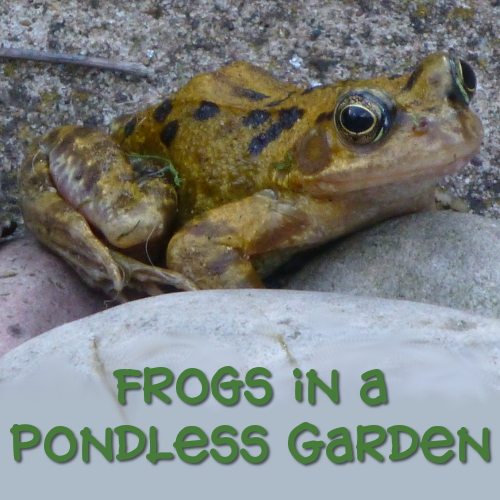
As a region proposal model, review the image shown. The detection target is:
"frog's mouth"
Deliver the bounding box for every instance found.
[308,151,478,197]
[378,152,477,187]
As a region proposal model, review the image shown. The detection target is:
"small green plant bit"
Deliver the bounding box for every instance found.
[273,151,293,171]
[128,154,183,187]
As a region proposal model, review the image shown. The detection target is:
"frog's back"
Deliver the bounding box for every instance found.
[111,62,324,222]
[19,53,484,295]
[177,61,299,109]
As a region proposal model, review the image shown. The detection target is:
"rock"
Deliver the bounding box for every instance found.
[0,236,107,356]
[2,290,499,497]
[2,289,500,394]
[287,212,500,319]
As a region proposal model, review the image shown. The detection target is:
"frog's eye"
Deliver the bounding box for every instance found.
[449,57,476,105]
[334,89,396,146]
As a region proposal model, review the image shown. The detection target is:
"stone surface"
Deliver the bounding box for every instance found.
[0,236,107,356]
[287,211,500,319]
[2,289,500,395]
[2,290,499,497]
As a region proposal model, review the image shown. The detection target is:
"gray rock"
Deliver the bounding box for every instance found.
[2,290,499,498]
[287,212,500,319]
[2,289,500,395]
[0,236,107,356]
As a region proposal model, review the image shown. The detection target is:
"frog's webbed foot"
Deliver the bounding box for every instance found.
[60,237,198,299]
[108,250,198,298]
[18,127,197,299]
[20,186,197,299]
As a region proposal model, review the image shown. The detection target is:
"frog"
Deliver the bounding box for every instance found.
[18,52,483,299]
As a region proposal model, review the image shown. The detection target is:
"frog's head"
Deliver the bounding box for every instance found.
[292,52,483,197]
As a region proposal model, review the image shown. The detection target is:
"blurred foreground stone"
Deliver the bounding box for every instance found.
[2,289,500,397]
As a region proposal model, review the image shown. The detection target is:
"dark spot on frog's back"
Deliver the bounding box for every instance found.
[160,120,179,148]
[193,101,220,121]
[264,91,296,108]
[279,107,305,129]
[123,116,137,138]
[248,107,305,156]
[237,88,270,101]
[249,133,271,156]
[243,109,271,128]
[249,122,285,156]
[153,99,173,122]
[301,87,318,95]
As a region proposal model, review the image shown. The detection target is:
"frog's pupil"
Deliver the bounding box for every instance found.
[341,105,374,134]
[459,59,476,94]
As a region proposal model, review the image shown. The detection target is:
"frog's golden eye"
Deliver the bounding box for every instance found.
[449,58,476,105]
[334,89,396,146]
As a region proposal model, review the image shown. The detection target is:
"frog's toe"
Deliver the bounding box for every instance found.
[109,250,199,295]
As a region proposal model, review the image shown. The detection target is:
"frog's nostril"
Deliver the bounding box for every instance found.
[412,117,429,134]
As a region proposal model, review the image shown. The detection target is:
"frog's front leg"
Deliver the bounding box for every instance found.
[167,190,348,289]
[19,126,197,298]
